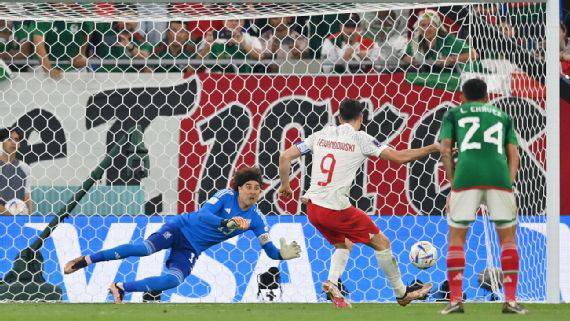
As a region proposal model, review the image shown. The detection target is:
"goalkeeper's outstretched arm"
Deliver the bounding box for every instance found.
[257,233,302,260]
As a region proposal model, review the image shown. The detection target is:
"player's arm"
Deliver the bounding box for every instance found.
[196,191,247,229]
[278,145,302,198]
[0,204,9,216]
[438,109,455,187]
[506,144,519,183]
[505,116,520,184]
[379,143,440,165]
[440,138,455,189]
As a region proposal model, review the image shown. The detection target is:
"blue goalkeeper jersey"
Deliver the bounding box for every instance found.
[171,189,270,255]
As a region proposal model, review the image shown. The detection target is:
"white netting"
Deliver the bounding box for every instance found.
[0,1,550,303]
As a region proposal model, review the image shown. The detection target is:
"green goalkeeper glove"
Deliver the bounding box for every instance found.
[279,237,301,260]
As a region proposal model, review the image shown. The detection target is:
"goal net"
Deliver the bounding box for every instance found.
[0,1,553,303]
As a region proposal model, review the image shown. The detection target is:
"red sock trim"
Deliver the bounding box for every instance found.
[447,246,465,303]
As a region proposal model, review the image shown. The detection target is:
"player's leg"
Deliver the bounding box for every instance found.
[441,189,481,314]
[109,229,197,303]
[440,226,468,314]
[333,206,431,306]
[306,202,351,308]
[366,231,432,306]
[331,238,352,296]
[64,222,176,274]
[327,241,351,286]
[486,190,527,314]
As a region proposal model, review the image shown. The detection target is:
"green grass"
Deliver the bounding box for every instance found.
[0,303,568,321]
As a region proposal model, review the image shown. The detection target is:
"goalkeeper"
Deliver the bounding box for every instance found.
[64,167,302,303]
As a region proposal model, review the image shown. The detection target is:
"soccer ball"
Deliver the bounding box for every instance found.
[409,241,438,269]
[5,198,29,215]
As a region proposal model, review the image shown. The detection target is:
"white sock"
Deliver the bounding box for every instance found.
[327,248,350,283]
[375,249,406,298]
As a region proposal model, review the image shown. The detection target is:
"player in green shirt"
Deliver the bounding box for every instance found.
[29,20,93,78]
[402,9,478,70]
[152,21,196,73]
[439,78,526,315]
[195,19,262,73]
[0,20,32,60]
[95,22,153,73]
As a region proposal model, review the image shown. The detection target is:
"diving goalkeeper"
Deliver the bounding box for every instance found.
[64,167,301,303]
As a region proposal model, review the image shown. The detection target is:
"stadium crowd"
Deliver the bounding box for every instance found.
[0,2,554,78]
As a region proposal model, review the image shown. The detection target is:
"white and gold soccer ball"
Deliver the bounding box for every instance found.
[409,241,438,269]
[5,198,29,215]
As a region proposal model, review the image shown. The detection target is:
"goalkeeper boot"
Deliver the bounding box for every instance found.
[440,302,465,315]
[64,256,90,274]
[322,281,352,308]
[502,302,528,315]
[396,283,433,307]
[109,282,125,304]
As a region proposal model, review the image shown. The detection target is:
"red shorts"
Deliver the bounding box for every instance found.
[306,202,380,245]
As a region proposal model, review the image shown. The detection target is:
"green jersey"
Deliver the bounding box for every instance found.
[439,101,518,191]
[29,20,94,70]
[95,22,153,72]
[0,21,30,53]
[405,33,470,62]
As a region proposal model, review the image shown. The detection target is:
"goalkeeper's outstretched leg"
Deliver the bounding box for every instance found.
[64,222,197,303]
[64,167,301,303]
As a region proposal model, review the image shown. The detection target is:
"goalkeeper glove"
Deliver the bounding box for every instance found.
[220,216,249,234]
[279,237,301,260]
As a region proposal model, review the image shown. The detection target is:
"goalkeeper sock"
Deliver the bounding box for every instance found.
[446,245,465,303]
[327,248,350,283]
[375,249,406,298]
[90,241,154,263]
[123,274,181,292]
[123,268,184,292]
[500,241,519,303]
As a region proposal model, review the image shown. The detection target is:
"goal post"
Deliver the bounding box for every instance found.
[0,0,561,303]
[545,0,560,304]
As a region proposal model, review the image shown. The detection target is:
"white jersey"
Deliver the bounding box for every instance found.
[296,123,388,210]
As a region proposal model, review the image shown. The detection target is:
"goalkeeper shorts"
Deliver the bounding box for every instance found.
[147,223,199,281]
[447,189,517,228]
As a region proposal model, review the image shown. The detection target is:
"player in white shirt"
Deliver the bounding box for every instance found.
[279,99,440,308]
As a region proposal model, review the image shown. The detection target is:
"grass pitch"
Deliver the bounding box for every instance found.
[0,303,568,321]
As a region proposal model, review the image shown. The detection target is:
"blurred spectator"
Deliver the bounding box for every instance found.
[96,21,153,73]
[360,10,408,70]
[187,20,224,43]
[153,21,195,72]
[321,14,380,73]
[167,2,224,43]
[29,19,93,79]
[138,3,168,44]
[196,19,262,73]
[499,17,515,39]
[0,20,32,61]
[260,17,309,72]
[0,128,33,216]
[498,17,527,48]
[561,23,570,77]
[140,21,169,45]
[402,9,478,71]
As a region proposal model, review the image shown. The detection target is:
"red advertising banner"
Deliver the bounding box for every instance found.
[179,73,548,216]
